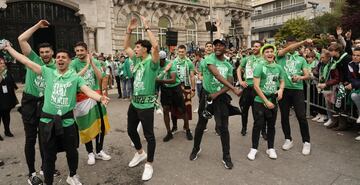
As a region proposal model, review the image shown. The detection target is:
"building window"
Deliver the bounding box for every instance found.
[186,19,197,45]
[127,13,143,48]
[158,16,171,49]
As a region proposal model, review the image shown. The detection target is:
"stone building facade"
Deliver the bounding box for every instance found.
[1,0,252,55]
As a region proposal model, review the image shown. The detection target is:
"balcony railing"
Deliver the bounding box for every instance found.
[253,2,305,16]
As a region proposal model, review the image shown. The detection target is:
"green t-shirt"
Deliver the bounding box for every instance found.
[159,60,181,88]
[40,66,86,127]
[306,60,319,70]
[202,53,233,94]
[276,52,307,90]
[240,55,264,86]
[70,58,102,91]
[131,54,160,109]
[253,62,285,103]
[173,57,194,87]
[117,62,124,77]
[123,58,134,78]
[24,50,56,97]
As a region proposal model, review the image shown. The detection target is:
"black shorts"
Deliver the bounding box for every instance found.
[160,85,185,109]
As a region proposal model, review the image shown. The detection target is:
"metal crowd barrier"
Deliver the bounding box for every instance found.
[304,81,358,121]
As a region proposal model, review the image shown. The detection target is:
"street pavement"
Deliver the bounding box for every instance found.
[1,86,360,185]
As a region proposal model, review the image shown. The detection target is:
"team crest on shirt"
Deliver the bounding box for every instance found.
[34,75,46,95]
[133,67,145,95]
[83,68,96,88]
[51,81,72,108]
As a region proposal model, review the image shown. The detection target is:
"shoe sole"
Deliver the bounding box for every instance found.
[190,148,201,161]
[222,160,233,169]
[129,154,147,168]
[95,156,112,161]
[282,144,294,151]
[266,152,277,159]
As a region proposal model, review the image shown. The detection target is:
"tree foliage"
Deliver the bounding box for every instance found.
[275,18,314,42]
[341,0,360,39]
[312,12,340,35]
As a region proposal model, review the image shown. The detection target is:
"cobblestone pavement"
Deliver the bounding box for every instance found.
[0,87,360,185]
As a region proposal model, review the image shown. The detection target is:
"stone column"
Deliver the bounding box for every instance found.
[85,27,97,53]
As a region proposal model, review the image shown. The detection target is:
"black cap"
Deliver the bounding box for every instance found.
[213,39,226,46]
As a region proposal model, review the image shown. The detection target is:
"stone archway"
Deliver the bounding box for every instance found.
[0,0,83,81]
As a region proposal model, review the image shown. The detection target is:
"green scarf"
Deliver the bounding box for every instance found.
[132,55,152,80]
[320,61,331,83]
[176,57,191,87]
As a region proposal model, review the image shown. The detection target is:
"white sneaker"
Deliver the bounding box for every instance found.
[317,115,326,123]
[323,119,333,126]
[129,151,147,167]
[247,148,258,161]
[66,174,82,185]
[95,150,111,161]
[355,135,360,141]
[87,153,95,165]
[266,148,277,159]
[357,117,360,124]
[193,108,198,113]
[302,142,311,155]
[311,113,321,121]
[141,163,153,181]
[282,139,294,150]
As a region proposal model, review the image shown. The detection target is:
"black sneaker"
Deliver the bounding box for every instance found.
[186,130,193,140]
[189,148,201,161]
[241,128,247,136]
[40,169,60,177]
[0,134,3,141]
[163,132,173,142]
[27,173,43,185]
[5,131,14,137]
[171,126,178,134]
[0,160,4,167]
[262,132,267,141]
[222,156,233,169]
[215,128,221,136]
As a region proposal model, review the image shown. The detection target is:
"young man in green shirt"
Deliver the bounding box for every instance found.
[5,43,109,185]
[189,39,241,169]
[71,42,112,166]
[247,44,285,161]
[237,41,264,136]
[277,37,311,155]
[17,20,58,185]
[156,51,184,142]
[124,16,160,181]
[170,45,194,140]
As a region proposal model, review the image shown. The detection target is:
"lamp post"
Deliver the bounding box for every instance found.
[308,1,319,19]
[209,0,213,42]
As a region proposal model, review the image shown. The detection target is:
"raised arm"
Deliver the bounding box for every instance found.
[208,64,241,96]
[77,55,90,76]
[124,18,137,59]
[90,58,103,81]
[4,43,41,75]
[141,16,159,63]
[277,39,312,57]
[80,85,110,106]
[214,18,222,40]
[18,20,50,56]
